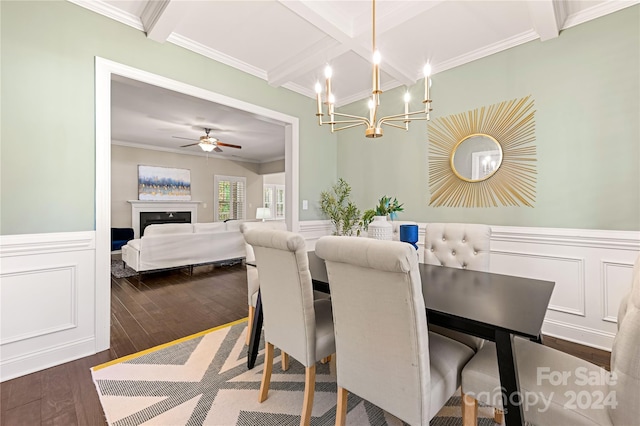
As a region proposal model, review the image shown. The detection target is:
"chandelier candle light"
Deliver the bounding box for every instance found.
[314,0,433,138]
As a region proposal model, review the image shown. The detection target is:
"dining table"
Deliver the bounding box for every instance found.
[246,250,555,426]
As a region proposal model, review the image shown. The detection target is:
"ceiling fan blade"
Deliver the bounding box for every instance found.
[180,142,200,147]
[172,136,198,141]
[214,146,223,153]
[216,141,242,149]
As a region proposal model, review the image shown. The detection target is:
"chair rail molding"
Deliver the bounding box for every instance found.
[0,231,96,382]
[299,220,639,351]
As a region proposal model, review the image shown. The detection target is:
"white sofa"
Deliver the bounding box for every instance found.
[122,222,246,273]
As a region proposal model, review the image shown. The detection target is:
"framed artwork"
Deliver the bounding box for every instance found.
[138,165,191,201]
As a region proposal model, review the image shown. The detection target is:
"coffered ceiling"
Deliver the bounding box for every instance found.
[71,0,637,162]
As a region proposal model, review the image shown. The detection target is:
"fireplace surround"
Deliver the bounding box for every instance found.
[128,200,200,238]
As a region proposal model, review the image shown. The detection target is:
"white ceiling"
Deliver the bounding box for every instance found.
[73,0,637,162]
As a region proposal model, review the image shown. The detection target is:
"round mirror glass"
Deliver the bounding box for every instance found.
[450,134,503,182]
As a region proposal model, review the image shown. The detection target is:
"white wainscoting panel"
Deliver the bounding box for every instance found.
[601,260,634,323]
[299,221,639,351]
[0,231,96,382]
[490,251,585,317]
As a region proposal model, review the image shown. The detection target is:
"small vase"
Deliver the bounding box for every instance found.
[368,215,393,240]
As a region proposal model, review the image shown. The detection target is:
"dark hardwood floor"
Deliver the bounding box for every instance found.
[1,261,248,426]
[1,260,611,425]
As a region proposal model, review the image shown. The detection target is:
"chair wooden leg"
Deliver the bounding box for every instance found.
[461,392,478,426]
[320,355,331,364]
[281,351,289,371]
[259,342,274,403]
[335,386,348,426]
[494,408,504,424]
[300,365,316,426]
[329,353,337,376]
[246,305,255,345]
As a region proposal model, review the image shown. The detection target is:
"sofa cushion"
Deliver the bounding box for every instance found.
[127,239,141,251]
[144,223,194,236]
[193,222,226,233]
[225,220,243,233]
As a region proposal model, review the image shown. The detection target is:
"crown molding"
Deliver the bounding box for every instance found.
[431,29,540,76]
[67,0,143,31]
[111,140,285,164]
[563,0,640,30]
[167,33,268,81]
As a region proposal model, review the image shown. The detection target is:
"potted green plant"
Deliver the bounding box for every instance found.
[360,196,404,231]
[319,178,361,236]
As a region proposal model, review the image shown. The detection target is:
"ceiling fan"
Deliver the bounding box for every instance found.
[173,128,242,153]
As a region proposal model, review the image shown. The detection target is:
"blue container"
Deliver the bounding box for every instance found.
[399,224,419,250]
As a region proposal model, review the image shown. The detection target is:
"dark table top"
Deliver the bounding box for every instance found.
[419,263,554,339]
[306,251,554,340]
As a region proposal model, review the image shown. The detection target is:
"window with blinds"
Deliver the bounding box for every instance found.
[214,175,246,221]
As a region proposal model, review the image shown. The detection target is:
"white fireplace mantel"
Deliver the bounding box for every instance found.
[128,200,201,238]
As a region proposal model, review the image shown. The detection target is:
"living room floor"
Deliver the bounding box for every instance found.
[0,257,610,425]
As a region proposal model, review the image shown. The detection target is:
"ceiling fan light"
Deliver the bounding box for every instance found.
[199,142,215,152]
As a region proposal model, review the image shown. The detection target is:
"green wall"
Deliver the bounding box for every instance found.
[337,6,640,231]
[0,0,337,235]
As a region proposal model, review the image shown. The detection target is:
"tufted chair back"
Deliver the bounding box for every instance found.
[423,223,491,271]
[608,254,640,425]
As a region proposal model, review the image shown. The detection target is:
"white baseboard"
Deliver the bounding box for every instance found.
[299,220,639,352]
[0,337,96,382]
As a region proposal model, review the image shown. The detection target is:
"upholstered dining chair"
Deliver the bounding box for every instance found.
[243,228,336,426]
[423,223,492,352]
[461,254,640,426]
[239,220,287,345]
[315,236,475,426]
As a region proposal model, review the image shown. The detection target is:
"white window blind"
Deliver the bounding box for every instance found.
[214,175,246,221]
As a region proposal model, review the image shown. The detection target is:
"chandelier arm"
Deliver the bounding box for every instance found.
[326,119,369,125]
[333,111,370,122]
[332,122,369,132]
[380,122,408,131]
[377,109,430,123]
[380,117,433,125]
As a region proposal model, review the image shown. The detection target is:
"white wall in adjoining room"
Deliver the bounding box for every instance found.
[263,172,285,185]
[111,144,265,226]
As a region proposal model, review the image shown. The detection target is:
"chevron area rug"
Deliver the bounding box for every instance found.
[91,319,496,426]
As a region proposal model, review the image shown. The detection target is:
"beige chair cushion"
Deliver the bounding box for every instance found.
[240,221,287,306]
[462,339,613,426]
[424,223,491,352]
[608,255,640,425]
[423,223,490,271]
[316,236,474,425]
[244,229,335,366]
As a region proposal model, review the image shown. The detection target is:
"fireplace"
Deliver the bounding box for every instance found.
[128,200,200,238]
[139,211,191,236]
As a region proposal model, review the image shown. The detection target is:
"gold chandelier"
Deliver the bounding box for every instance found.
[314,0,432,138]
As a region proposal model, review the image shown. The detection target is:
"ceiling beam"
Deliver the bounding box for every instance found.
[278,0,416,87]
[528,0,567,41]
[267,37,349,88]
[141,0,190,43]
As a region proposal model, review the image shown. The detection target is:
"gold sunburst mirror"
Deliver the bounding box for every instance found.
[428,96,536,207]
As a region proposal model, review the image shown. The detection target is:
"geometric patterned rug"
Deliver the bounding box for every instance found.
[91,319,497,426]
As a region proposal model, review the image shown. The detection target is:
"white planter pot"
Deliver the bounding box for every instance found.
[368,215,393,240]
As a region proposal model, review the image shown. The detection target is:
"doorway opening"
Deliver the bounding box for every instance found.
[95,57,299,351]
